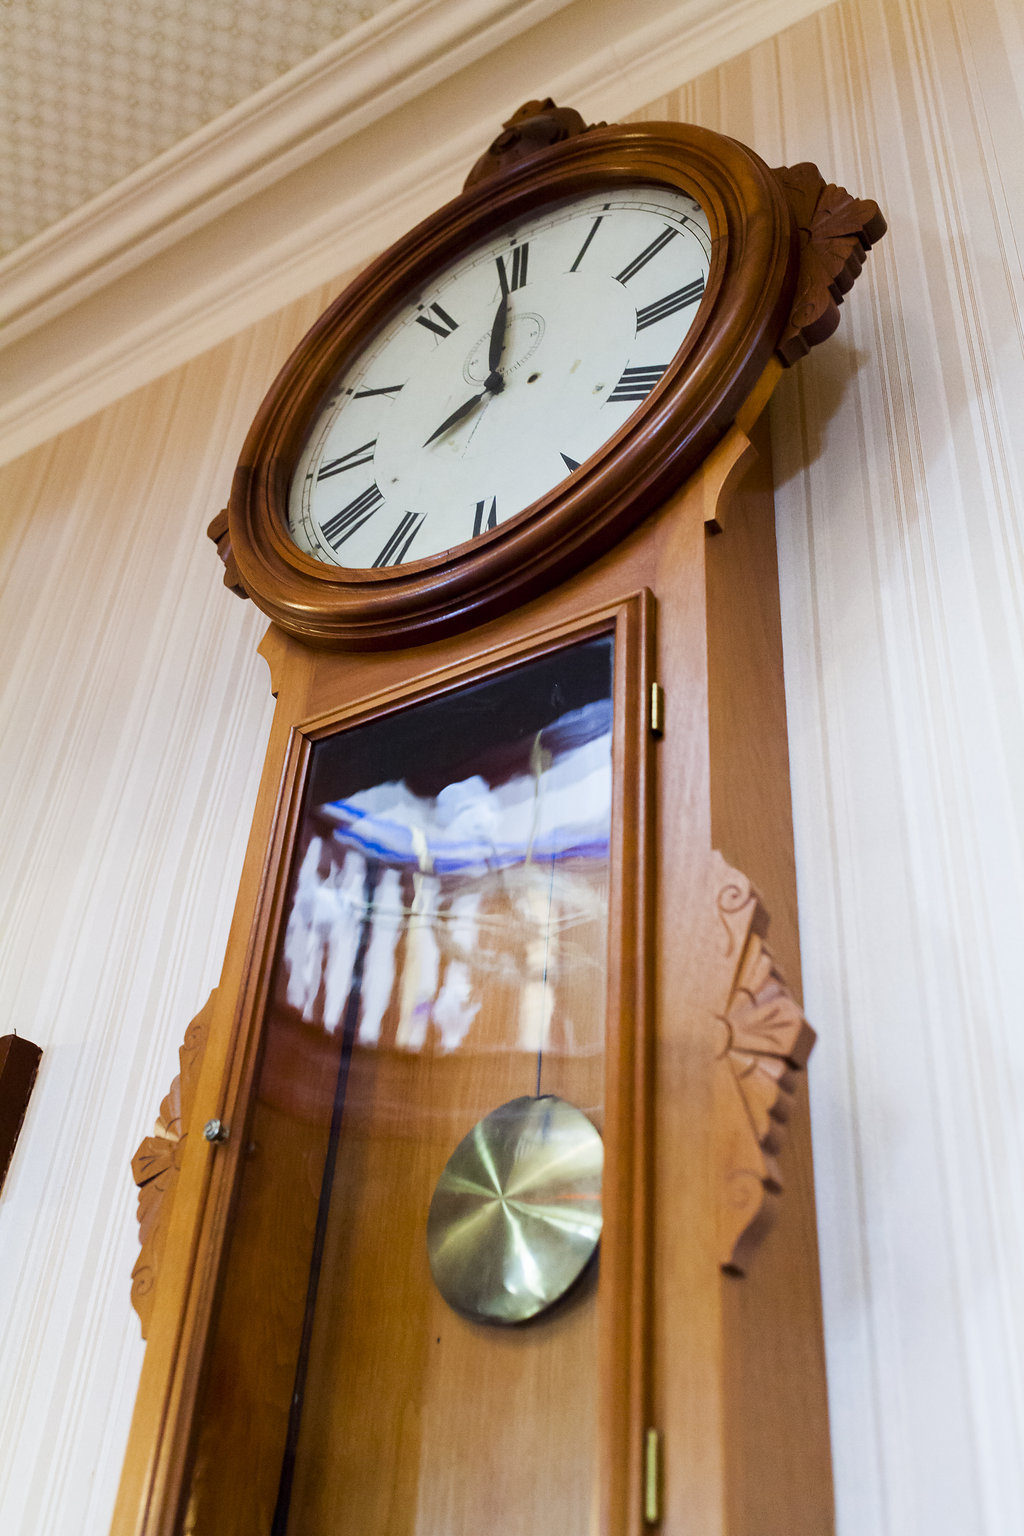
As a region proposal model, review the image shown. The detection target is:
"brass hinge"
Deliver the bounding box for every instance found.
[644,1426,660,1524]
[649,683,665,738]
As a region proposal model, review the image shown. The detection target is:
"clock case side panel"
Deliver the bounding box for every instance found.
[114,598,657,1536]
[226,121,800,649]
[704,412,834,1534]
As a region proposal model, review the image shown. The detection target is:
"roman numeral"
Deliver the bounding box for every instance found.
[415,302,459,340]
[607,365,668,403]
[321,485,383,549]
[473,497,498,538]
[373,511,424,567]
[496,243,530,294]
[569,217,602,273]
[315,439,376,481]
[560,453,581,473]
[635,275,706,331]
[616,226,678,283]
[352,383,404,400]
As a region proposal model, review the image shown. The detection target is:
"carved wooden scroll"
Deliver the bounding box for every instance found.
[206,507,248,600]
[710,855,815,1275]
[773,162,887,365]
[130,994,213,1338]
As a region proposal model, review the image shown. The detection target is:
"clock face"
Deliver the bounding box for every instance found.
[287,186,712,570]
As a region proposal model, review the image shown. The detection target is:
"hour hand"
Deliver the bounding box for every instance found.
[423,389,486,446]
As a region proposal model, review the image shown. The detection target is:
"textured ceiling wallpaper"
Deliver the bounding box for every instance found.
[0,0,400,258]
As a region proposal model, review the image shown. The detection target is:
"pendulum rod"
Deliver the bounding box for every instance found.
[536,851,556,1098]
[528,727,557,1100]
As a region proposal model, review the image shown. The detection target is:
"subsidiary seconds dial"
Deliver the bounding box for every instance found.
[287,186,712,570]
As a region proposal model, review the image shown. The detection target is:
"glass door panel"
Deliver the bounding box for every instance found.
[188,635,615,1536]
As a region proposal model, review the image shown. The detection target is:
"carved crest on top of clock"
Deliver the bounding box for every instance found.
[463,99,597,189]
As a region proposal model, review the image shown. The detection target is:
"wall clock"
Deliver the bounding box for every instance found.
[215,104,880,649]
[121,101,884,1536]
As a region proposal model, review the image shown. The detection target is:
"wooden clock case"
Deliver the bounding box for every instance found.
[118,104,884,1536]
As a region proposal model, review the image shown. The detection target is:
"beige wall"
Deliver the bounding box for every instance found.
[0,288,336,1531]
[2,0,1024,1531]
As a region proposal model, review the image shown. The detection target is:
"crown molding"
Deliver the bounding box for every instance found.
[0,0,832,467]
[0,0,574,343]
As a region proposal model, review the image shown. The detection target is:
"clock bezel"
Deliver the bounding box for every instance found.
[228,120,798,649]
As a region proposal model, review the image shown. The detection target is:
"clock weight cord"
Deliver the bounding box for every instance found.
[271,857,381,1536]
[535,852,556,1099]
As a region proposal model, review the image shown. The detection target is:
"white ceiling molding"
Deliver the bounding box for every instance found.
[0,0,833,467]
[0,0,575,343]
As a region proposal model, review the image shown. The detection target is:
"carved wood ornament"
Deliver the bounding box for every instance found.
[773,162,887,365]
[462,98,596,189]
[130,994,212,1338]
[206,507,247,601]
[709,856,816,1275]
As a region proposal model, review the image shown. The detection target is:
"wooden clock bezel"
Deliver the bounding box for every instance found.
[227,120,799,649]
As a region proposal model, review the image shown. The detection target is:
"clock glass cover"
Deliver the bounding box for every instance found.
[287,186,711,569]
[190,634,615,1533]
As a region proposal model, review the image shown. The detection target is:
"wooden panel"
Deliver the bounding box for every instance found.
[0,1036,42,1196]
[705,412,833,1533]
[286,1046,600,1536]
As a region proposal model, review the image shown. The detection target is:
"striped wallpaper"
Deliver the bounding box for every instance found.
[637,2,1024,1531]
[1,0,1023,1531]
[0,288,339,1533]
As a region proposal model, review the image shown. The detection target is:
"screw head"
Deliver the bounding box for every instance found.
[203,1118,228,1144]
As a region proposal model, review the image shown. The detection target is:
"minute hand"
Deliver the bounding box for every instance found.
[423,389,487,446]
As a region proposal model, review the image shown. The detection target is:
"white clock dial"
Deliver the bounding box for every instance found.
[287,186,712,569]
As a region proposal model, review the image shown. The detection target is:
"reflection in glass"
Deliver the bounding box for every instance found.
[281,683,612,1083]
